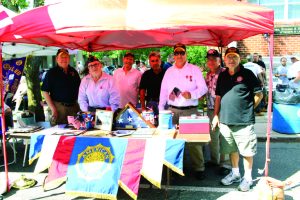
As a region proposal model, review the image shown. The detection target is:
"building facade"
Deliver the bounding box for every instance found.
[238,0,300,66]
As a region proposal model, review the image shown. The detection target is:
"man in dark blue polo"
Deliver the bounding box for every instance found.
[41,49,81,125]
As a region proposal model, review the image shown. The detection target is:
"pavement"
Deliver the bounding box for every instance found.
[1,111,300,200]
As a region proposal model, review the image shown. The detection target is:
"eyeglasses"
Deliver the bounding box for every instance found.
[225,55,239,60]
[174,51,185,56]
[88,63,100,68]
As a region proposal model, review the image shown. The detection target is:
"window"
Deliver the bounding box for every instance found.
[248,0,300,21]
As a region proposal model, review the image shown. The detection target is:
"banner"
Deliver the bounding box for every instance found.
[2,57,26,94]
[164,139,185,176]
[44,136,76,191]
[34,135,61,174]
[65,137,128,200]
[141,138,166,188]
[28,133,45,165]
[119,139,146,200]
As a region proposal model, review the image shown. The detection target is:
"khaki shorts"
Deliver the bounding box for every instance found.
[219,123,257,157]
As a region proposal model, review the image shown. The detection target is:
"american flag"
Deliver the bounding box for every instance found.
[115,107,150,129]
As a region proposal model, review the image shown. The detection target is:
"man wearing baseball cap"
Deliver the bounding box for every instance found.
[205,49,230,175]
[159,43,208,180]
[212,47,263,191]
[41,48,81,125]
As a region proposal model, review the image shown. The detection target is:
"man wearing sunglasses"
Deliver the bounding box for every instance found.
[212,47,263,192]
[42,48,81,125]
[159,43,208,180]
[78,56,120,112]
[139,52,166,126]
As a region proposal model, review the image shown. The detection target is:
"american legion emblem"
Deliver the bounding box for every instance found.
[76,143,114,181]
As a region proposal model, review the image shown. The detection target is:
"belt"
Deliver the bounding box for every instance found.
[88,106,106,112]
[59,102,77,107]
[288,77,295,81]
[169,105,198,110]
[147,98,159,102]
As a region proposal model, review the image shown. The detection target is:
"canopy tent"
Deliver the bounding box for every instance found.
[0,0,274,194]
[1,42,78,59]
[0,0,273,51]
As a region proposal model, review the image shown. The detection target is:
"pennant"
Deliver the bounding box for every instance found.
[65,137,128,200]
[141,138,166,188]
[28,133,45,165]
[119,139,146,200]
[34,135,61,174]
[2,57,26,94]
[43,136,76,191]
[164,139,185,176]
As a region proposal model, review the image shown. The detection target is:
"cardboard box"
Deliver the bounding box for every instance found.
[179,116,209,134]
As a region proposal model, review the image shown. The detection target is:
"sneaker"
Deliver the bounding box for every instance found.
[238,178,253,192]
[221,172,241,186]
[255,112,264,116]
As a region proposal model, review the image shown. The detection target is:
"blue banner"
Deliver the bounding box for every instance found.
[2,57,26,94]
[164,139,185,176]
[29,133,45,165]
[65,137,128,200]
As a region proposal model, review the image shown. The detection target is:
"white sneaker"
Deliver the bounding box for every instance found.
[238,178,253,192]
[221,172,241,186]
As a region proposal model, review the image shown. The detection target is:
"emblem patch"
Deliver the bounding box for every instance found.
[76,143,114,181]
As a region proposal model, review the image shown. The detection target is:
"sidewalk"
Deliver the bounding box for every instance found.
[255,112,300,142]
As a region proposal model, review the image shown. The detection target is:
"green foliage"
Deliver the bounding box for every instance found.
[82,45,207,67]
[33,0,44,7]
[1,0,29,12]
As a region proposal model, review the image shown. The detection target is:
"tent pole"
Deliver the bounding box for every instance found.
[0,43,9,192]
[265,33,274,177]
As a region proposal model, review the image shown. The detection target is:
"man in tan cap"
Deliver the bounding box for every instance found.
[41,48,81,125]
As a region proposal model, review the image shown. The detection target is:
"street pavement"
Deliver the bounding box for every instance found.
[1,112,300,200]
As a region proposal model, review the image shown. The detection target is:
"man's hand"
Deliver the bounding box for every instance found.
[212,115,219,131]
[50,107,58,122]
[181,91,191,99]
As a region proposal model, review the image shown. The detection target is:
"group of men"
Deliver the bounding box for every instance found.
[42,43,264,192]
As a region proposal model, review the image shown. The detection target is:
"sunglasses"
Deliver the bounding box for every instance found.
[174,51,186,56]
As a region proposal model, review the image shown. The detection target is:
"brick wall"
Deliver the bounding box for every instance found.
[238,22,300,58]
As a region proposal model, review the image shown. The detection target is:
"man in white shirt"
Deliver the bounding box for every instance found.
[113,52,142,108]
[78,56,120,112]
[244,54,264,85]
[288,55,300,89]
[159,43,208,180]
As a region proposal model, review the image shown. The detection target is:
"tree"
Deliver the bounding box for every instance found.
[1,0,29,12]
[24,56,45,121]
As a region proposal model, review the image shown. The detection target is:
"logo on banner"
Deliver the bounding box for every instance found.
[76,144,114,181]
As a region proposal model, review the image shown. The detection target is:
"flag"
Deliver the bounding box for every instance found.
[115,103,154,129]
[43,136,76,191]
[164,139,185,176]
[65,137,128,200]
[119,139,146,200]
[2,57,26,95]
[28,133,45,165]
[141,138,166,188]
[34,135,61,174]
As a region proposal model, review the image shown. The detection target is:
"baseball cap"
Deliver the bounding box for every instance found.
[225,47,240,57]
[173,43,186,53]
[124,52,135,58]
[206,49,220,58]
[86,56,100,65]
[291,55,300,61]
[56,48,69,56]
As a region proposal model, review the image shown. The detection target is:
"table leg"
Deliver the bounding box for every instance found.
[23,139,29,167]
[164,168,171,200]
